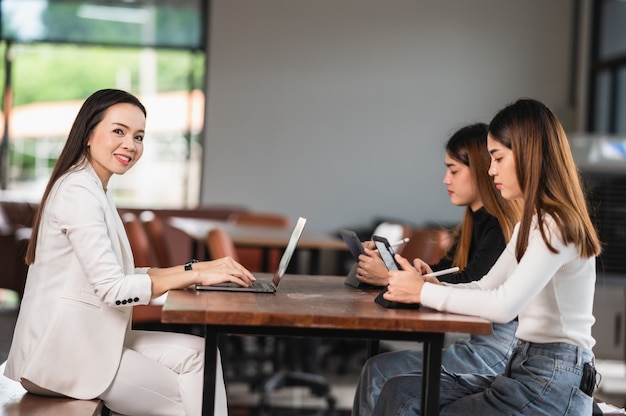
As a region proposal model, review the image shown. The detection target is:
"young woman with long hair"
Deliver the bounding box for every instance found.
[353,123,521,415]
[373,98,601,415]
[5,89,255,416]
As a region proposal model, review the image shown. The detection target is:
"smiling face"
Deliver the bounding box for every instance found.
[487,133,522,200]
[86,103,146,188]
[443,151,482,211]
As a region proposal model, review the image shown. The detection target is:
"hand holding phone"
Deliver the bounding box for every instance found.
[372,235,420,309]
[372,235,402,271]
[341,229,385,289]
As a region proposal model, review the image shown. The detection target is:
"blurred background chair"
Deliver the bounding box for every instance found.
[207,227,239,259]
[206,226,336,414]
[229,212,291,228]
[122,212,152,267]
[400,226,452,265]
[0,201,36,299]
[228,212,291,273]
[139,210,173,268]
[370,221,413,254]
[121,212,172,330]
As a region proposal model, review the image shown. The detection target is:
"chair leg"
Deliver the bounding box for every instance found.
[257,369,336,415]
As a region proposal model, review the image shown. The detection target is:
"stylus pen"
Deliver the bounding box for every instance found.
[390,237,410,247]
[372,237,410,252]
[423,266,460,278]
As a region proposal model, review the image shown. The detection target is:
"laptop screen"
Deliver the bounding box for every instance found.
[272,217,307,286]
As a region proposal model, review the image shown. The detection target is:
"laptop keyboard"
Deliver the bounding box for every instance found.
[212,282,273,289]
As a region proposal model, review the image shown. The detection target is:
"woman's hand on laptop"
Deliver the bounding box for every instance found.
[149,257,255,297]
[196,257,256,287]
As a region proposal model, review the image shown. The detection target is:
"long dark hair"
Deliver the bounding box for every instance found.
[445,123,521,269]
[25,89,146,264]
[488,98,600,261]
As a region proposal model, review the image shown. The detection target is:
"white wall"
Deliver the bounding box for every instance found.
[201,0,575,233]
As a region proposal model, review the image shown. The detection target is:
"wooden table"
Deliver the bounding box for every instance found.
[168,216,347,273]
[162,274,492,416]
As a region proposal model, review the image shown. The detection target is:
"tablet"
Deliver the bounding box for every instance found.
[339,228,366,261]
[340,228,381,289]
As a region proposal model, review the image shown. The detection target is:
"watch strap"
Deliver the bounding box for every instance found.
[184,258,199,271]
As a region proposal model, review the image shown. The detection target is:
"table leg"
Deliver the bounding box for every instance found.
[203,330,218,416]
[421,334,444,416]
[366,339,380,357]
[309,249,320,275]
[191,240,199,260]
[261,247,270,272]
[191,239,209,261]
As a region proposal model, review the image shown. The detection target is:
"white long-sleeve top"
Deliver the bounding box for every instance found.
[421,215,596,350]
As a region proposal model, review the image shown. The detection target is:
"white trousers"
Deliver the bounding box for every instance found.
[99,330,228,416]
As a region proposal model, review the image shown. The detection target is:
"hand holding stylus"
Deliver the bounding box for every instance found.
[385,257,461,303]
[423,267,460,278]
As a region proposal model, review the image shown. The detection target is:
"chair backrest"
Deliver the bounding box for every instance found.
[401,227,452,265]
[121,212,152,267]
[120,211,166,326]
[206,227,239,261]
[0,204,11,235]
[228,212,291,228]
[371,221,412,255]
[228,212,290,272]
[139,210,172,268]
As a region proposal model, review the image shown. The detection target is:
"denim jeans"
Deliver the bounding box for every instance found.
[371,341,595,416]
[353,319,518,415]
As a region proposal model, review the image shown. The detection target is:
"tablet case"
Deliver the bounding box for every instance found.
[374,287,421,309]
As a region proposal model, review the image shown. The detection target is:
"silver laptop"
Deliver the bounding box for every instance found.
[195,217,307,292]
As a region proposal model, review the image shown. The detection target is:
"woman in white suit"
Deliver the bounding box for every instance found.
[4,89,255,416]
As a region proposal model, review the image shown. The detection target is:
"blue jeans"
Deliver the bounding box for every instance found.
[353,319,518,415]
[372,341,595,416]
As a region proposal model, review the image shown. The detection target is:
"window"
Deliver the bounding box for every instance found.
[0,0,206,208]
[587,0,626,134]
[1,0,204,49]
[584,0,626,275]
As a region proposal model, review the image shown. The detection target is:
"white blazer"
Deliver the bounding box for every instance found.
[4,162,153,399]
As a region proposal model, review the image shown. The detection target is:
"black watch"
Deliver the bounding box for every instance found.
[184,259,199,271]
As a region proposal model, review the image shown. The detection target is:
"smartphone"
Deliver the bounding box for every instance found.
[339,229,366,261]
[372,235,402,271]
[372,235,420,309]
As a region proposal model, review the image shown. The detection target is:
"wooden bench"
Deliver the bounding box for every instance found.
[0,362,107,416]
